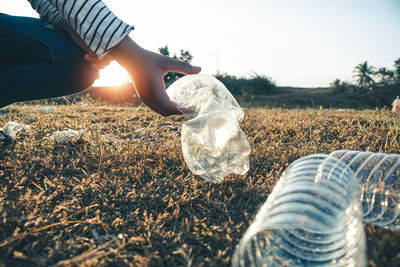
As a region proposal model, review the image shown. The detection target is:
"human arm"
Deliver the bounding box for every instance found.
[109,37,201,116]
[27,0,201,115]
[27,0,133,57]
[58,23,201,114]
[27,0,118,68]
[27,0,64,25]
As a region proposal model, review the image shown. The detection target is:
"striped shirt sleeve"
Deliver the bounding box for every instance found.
[27,0,64,25]
[28,0,134,57]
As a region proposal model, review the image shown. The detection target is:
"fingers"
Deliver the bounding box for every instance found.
[84,53,112,69]
[84,53,98,63]
[134,77,182,117]
[177,105,193,114]
[163,58,201,75]
[140,93,181,117]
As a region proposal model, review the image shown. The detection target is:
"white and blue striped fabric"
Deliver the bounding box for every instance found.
[27,0,134,56]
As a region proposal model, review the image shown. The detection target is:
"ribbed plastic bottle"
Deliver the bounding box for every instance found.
[166,75,251,183]
[232,154,366,267]
[329,150,400,230]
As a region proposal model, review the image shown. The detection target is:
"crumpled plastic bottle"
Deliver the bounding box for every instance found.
[232,154,366,267]
[166,74,251,183]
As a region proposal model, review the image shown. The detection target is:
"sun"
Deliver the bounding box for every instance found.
[92,61,130,87]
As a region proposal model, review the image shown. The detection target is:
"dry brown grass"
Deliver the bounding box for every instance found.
[1,104,400,266]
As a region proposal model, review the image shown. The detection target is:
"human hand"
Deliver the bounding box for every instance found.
[84,52,113,69]
[110,37,201,116]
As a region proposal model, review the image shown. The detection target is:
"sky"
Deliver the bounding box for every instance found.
[2,0,400,87]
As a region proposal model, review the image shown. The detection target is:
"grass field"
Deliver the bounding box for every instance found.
[1,103,400,266]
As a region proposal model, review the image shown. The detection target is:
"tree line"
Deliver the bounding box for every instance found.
[331,59,400,95]
[160,45,399,108]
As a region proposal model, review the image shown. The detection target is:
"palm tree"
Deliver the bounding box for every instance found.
[352,61,375,93]
[375,67,395,84]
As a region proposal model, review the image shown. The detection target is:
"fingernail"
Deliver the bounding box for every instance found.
[192,66,201,72]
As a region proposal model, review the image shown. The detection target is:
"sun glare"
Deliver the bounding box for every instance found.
[93,61,130,87]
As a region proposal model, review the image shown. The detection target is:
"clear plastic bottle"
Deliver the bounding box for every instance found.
[329,150,400,230]
[166,75,251,183]
[232,154,366,267]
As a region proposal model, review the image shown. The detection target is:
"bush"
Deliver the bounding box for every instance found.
[215,73,276,97]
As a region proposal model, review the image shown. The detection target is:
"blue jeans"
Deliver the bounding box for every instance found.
[0,14,99,108]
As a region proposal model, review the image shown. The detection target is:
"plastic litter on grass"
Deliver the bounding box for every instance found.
[37,107,56,113]
[52,129,83,144]
[0,121,30,145]
[167,74,251,183]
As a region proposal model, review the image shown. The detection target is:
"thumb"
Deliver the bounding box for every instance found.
[164,58,201,75]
